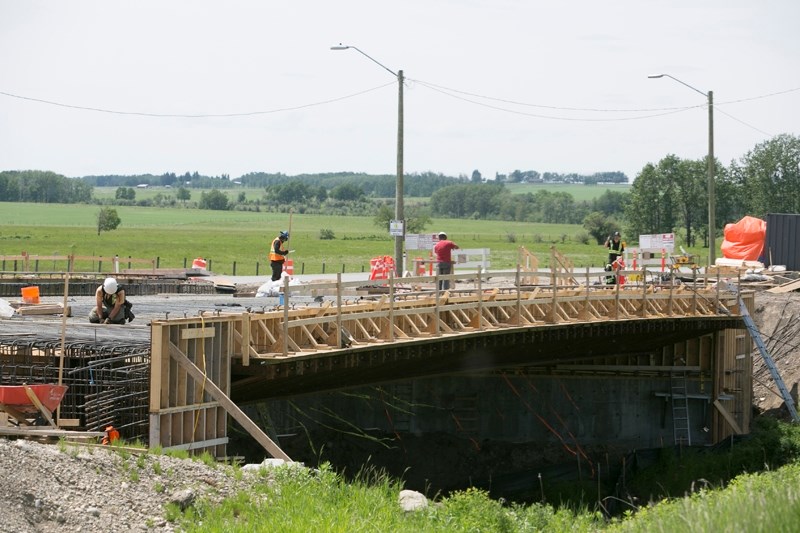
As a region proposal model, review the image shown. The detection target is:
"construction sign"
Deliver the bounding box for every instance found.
[639,233,675,252]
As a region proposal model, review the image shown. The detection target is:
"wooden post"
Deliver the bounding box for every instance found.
[282,276,289,356]
[56,272,69,423]
[434,277,441,336]
[336,273,343,348]
[550,248,558,323]
[389,272,395,343]
[477,267,483,330]
[516,266,522,326]
[641,267,648,318]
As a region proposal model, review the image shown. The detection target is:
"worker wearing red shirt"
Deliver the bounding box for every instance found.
[433,232,459,290]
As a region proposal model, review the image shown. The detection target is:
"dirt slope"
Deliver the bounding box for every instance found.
[751,289,800,417]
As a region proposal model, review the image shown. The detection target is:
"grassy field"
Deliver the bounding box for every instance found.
[504,183,631,201]
[0,202,612,275]
[0,200,717,276]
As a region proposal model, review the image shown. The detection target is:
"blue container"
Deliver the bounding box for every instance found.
[279,293,284,306]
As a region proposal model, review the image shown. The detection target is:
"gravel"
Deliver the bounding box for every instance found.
[0,438,261,533]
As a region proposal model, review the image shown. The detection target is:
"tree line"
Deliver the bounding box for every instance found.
[2,133,798,249]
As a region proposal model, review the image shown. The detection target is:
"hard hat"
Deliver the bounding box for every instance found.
[613,231,620,237]
[279,231,289,239]
[103,277,118,294]
[438,231,447,238]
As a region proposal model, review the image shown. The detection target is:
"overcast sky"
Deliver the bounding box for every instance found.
[1,1,798,182]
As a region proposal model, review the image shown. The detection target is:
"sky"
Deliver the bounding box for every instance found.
[1,1,798,182]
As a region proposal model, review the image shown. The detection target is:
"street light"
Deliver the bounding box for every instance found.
[331,44,405,276]
[648,74,716,265]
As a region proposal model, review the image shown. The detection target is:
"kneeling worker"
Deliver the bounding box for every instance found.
[89,277,129,324]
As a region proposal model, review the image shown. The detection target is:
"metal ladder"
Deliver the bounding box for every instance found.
[670,370,692,445]
[724,284,799,422]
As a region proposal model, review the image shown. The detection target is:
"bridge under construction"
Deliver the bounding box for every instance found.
[0,262,758,472]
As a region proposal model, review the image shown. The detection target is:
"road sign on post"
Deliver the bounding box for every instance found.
[389,220,404,237]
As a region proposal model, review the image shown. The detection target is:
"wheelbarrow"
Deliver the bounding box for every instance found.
[0,384,69,427]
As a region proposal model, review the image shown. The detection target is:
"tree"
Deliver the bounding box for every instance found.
[199,190,230,210]
[268,181,310,204]
[471,169,483,183]
[592,190,629,217]
[582,211,619,244]
[330,183,364,201]
[177,187,191,205]
[404,206,432,234]
[372,204,393,232]
[97,207,121,235]
[667,157,706,248]
[372,204,431,234]
[625,160,677,238]
[733,134,800,217]
[115,187,135,201]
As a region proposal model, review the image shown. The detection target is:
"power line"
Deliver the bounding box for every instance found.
[0,83,395,118]
[411,79,698,122]
[1,81,797,129]
[410,79,699,113]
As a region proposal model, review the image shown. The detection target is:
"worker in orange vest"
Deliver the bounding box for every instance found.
[269,230,291,282]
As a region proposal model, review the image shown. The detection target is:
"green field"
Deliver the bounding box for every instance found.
[0,202,612,275]
[504,182,631,201]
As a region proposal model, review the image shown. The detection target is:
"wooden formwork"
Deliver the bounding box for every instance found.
[149,316,288,459]
[148,269,748,457]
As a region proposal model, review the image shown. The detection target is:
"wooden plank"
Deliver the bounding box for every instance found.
[767,278,800,294]
[181,327,216,339]
[0,403,32,425]
[241,314,251,366]
[168,342,291,461]
[714,399,743,434]
[24,385,57,427]
[0,426,106,438]
[14,304,71,316]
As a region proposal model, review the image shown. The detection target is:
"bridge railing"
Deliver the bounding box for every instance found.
[218,267,739,362]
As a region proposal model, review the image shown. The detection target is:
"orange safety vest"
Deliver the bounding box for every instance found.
[269,237,287,262]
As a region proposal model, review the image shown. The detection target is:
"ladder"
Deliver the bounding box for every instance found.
[670,370,692,445]
[724,284,799,422]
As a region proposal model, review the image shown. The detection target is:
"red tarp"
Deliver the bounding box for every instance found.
[720,216,766,261]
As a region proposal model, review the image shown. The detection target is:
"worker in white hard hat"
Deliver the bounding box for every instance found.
[89,277,132,324]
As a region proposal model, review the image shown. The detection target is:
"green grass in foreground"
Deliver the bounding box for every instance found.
[177,463,601,532]
[167,418,800,532]
[171,459,800,533]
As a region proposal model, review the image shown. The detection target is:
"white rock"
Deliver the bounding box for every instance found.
[398,489,428,512]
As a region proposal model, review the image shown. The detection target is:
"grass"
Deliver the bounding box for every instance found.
[169,457,800,532]
[169,417,800,531]
[0,202,619,275]
[504,183,631,202]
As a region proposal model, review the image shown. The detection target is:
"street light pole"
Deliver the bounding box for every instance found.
[332,44,405,276]
[648,74,716,265]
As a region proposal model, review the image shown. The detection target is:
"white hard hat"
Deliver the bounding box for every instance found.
[103,277,118,293]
